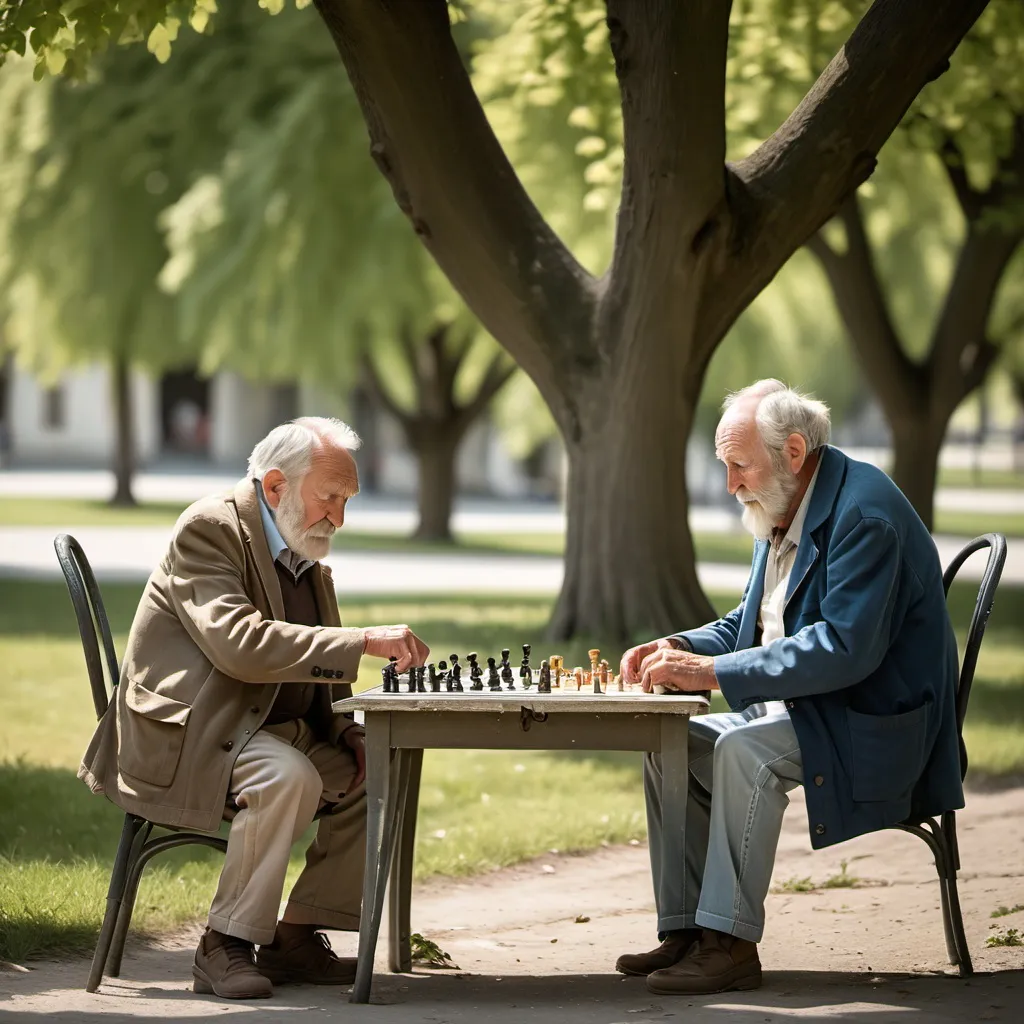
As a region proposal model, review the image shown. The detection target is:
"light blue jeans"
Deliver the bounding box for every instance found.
[643,701,803,943]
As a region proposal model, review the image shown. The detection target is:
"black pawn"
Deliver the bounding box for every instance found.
[407,665,418,694]
[538,659,551,693]
[381,664,392,693]
[520,658,532,689]
[416,665,427,693]
[452,663,464,691]
[437,660,449,692]
[502,659,515,690]
[468,652,483,690]
[486,656,501,690]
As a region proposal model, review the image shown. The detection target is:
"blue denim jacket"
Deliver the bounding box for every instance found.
[675,446,963,849]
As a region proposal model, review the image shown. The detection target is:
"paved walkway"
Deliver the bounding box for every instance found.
[2,786,1022,1022]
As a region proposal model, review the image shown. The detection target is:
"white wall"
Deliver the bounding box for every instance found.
[9,363,158,465]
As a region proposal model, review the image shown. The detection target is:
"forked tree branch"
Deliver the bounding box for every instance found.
[606,0,732,288]
[314,0,597,411]
[699,0,989,353]
[805,196,923,415]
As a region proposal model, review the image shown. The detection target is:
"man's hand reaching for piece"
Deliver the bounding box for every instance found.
[362,624,430,672]
[638,647,718,694]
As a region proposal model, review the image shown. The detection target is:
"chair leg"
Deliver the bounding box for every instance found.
[106,822,153,978]
[940,813,973,977]
[86,815,147,993]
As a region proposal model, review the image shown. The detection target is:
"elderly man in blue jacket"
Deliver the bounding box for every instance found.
[615,379,963,996]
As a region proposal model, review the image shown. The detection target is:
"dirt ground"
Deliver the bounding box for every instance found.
[2,786,1022,1023]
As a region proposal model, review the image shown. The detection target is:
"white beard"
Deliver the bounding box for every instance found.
[737,471,799,542]
[275,484,335,562]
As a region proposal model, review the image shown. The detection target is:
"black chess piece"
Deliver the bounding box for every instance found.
[437,660,449,692]
[452,662,464,691]
[407,664,418,694]
[381,664,392,693]
[538,659,551,693]
[520,658,532,689]
[501,651,515,690]
[467,652,483,690]
[387,656,399,693]
[416,665,427,693]
[486,656,501,690]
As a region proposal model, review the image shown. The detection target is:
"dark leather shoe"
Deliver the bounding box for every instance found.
[193,929,273,1000]
[646,929,761,995]
[615,929,701,977]
[256,931,357,986]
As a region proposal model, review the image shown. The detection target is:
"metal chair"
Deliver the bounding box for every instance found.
[889,533,1007,978]
[54,534,228,993]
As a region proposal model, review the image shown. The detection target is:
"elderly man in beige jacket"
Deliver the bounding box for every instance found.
[80,417,429,1000]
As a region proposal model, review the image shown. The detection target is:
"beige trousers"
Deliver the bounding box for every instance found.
[207,719,366,944]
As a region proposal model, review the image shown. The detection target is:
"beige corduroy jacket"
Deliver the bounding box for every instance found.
[79,479,365,832]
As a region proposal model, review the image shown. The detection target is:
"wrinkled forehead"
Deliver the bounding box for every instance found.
[714,405,761,460]
[305,444,360,496]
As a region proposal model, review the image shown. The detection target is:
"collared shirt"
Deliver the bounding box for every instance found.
[759,458,822,647]
[255,480,316,582]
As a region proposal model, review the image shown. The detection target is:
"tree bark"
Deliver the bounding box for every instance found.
[315,0,987,641]
[362,324,515,542]
[807,116,1024,529]
[890,419,945,530]
[407,425,460,542]
[109,354,137,507]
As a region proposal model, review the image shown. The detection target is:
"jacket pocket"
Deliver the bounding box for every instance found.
[120,682,192,787]
[846,702,930,803]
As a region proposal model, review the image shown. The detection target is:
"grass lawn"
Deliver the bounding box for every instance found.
[2,572,1023,963]
[938,466,1024,490]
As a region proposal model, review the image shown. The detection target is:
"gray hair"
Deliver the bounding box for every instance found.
[247,416,362,481]
[723,379,831,468]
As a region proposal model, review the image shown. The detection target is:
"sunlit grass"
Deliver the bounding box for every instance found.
[1,577,1021,962]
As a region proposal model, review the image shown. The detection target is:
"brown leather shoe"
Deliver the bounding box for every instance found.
[193,929,273,1000]
[646,929,761,995]
[256,930,357,986]
[615,929,701,977]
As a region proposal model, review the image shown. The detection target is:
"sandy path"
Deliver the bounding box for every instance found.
[2,786,1022,1023]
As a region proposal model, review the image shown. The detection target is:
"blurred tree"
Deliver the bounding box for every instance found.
[153,3,516,539]
[1,0,991,640]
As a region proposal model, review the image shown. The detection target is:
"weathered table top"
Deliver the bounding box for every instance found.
[335,684,707,715]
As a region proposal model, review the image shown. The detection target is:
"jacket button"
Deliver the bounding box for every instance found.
[322,668,335,679]
[785,700,795,710]
[815,823,826,836]
[814,775,824,787]
[222,740,234,752]
[250,706,260,714]
[311,666,322,677]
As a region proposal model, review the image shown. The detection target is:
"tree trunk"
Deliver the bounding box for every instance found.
[409,427,460,541]
[110,355,137,507]
[890,420,944,531]
[316,0,988,642]
[550,337,716,643]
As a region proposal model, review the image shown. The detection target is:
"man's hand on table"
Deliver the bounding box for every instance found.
[638,647,718,694]
[362,624,430,671]
[620,637,688,686]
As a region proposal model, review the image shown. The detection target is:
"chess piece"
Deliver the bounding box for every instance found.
[486,656,501,690]
[438,659,450,692]
[407,665,418,694]
[387,656,399,693]
[501,654,515,690]
[599,659,610,692]
[519,658,532,689]
[452,662,464,691]
[468,652,483,690]
[573,667,584,691]
[538,659,551,693]
[550,655,564,689]
[588,649,601,692]
[416,665,427,693]
[381,664,392,693]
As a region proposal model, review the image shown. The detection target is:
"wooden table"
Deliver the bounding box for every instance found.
[333,686,708,1003]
